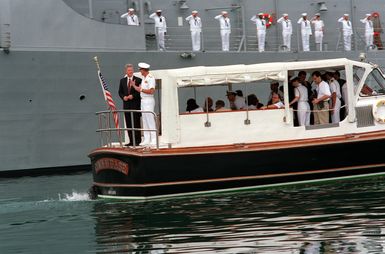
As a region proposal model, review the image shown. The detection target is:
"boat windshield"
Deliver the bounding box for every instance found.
[359,69,385,97]
[353,65,366,93]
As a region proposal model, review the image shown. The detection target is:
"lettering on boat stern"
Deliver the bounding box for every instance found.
[94,158,129,175]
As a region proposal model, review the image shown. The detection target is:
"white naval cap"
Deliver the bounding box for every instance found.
[221,11,228,15]
[258,12,264,16]
[128,8,134,11]
[283,13,289,17]
[366,13,371,17]
[156,9,162,12]
[315,13,321,16]
[302,13,307,16]
[344,13,349,16]
[192,10,198,14]
[138,62,150,69]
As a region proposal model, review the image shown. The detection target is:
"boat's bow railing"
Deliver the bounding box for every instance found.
[95,109,159,149]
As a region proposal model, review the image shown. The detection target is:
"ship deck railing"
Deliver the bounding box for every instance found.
[96,109,160,150]
[144,26,381,53]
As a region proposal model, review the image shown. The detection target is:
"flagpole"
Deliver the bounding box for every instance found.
[93,56,123,147]
[93,56,101,71]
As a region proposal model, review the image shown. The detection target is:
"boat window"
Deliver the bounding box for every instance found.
[178,81,275,114]
[353,66,366,93]
[359,69,385,97]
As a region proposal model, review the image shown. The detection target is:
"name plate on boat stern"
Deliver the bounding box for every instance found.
[94,158,129,175]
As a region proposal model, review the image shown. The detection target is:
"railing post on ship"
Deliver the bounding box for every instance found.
[130,111,136,148]
[240,5,247,51]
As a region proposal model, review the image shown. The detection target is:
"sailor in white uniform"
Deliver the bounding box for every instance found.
[338,14,353,51]
[215,11,231,51]
[250,13,267,52]
[133,63,157,146]
[328,75,342,123]
[186,10,202,51]
[120,8,139,26]
[277,14,293,51]
[289,77,310,126]
[311,13,324,51]
[297,13,312,51]
[360,14,374,47]
[149,10,167,51]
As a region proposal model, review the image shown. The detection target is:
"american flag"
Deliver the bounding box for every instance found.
[97,70,120,130]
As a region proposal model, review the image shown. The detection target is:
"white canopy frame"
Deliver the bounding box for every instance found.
[150,58,374,145]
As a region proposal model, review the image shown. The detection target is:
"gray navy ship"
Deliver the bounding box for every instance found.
[1,0,385,175]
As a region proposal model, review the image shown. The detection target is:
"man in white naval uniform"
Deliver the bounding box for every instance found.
[133,63,157,146]
[289,77,310,126]
[186,10,202,51]
[360,14,374,47]
[297,13,312,51]
[327,73,342,123]
[311,13,324,51]
[277,14,293,51]
[120,8,139,26]
[338,14,353,51]
[250,13,267,52]
[215,11,231,51]
[149,10,167,51]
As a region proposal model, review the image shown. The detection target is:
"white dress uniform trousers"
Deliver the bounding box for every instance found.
[251,16,267,52]
[360,18,374,46]
[312,19,324,51]
[140,75,157,145]
[329,79,342,123]
[215,15,231,51]
[295,85,310,126]
[149,13,167,51]
[277,17,293,50]
[338,18,353,51]
[186,15,202,51]
[297,18,312,51]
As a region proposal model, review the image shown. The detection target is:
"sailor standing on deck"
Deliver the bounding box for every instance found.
[186,10,202,51]
[360,14,374,47]
[120,8,139,26]
[297,13,312,51]
[215,11,231,51]
[277,14,293,51]
[311,13,324,51]
[338,14,353,51]
[149,10,167,51]
[132,63,157,146]
[250,13,267,52]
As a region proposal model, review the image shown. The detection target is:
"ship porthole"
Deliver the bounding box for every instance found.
[79,95,86,101]
[373,100,385,123]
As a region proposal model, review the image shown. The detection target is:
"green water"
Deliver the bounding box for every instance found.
[1,172,385,253]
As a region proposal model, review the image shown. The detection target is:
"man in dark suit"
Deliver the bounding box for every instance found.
[118,64,142,146]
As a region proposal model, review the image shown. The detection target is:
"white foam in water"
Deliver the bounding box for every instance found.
[59,191,91,201]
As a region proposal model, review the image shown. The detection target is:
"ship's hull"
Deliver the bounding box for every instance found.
[90,131,385,199]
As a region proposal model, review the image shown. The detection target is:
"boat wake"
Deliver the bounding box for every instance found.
[58,191,91,201]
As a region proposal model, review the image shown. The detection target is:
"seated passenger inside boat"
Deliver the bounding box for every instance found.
[261,92,284,109]
[203,97,214,112]
[186,98,204,113]
[215,100,230,112]
[267,81,284,104]
[226,90,246,110]
[247,94,263,109]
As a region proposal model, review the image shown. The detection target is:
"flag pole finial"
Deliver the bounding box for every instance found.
[93,56,101,71]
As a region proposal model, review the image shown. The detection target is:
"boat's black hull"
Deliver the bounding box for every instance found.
[90,135,385,199]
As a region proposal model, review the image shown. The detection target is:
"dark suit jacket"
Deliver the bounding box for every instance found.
[118,76,142,110]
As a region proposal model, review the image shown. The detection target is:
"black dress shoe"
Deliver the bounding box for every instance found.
[125,143,133,147]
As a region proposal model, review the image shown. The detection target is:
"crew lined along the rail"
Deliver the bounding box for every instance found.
[121,8,377,52]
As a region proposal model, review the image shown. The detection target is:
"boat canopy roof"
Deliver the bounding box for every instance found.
[151,58,371,87]
[151,58,373,144]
